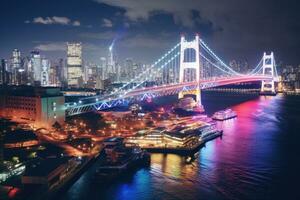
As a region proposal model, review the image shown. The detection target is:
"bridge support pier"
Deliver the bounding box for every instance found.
[178,34,203,110]
[260,52,276,95]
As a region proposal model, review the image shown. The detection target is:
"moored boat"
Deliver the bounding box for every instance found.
[212,108,237,120]
[95,137,150,182]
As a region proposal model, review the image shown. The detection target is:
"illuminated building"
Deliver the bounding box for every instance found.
[67,42,82,87]
[10,49,21,85]
[49,58,65,87]
[100,57,106,79]
[29,51,42,84]
[0,86,65,129]
[126,129,165,147]
[126,128,199,149]
[41,58,50,86]
[0,59,9,85]
[163,132,198,148]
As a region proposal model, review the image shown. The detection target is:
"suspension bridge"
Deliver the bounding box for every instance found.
[65,34,278,116]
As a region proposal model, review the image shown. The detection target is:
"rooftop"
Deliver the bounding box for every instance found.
[103,137,124,143]
[4,129,37,143]
[23,157,70,177]
[0,85,63,98]
[164,131,195,139]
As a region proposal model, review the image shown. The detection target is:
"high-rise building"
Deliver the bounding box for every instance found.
[11,49,21,68]
[26,56,34,85]
[125,58,134,81]
[0,59,8,85]
[100,57,107,79]
[49,59,63,87]
[29,51,42,84]
[10,49,21,85]
[41,58,50,86]
[67,42,82,87]
[106,45,117,82]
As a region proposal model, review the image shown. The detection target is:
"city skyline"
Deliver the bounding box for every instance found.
[1,0,300,66]
[1,2,300,199]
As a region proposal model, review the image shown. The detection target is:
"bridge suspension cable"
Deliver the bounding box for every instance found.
[199,52,237,76]
[123,52,181,95]
[199,39,240,75]
[76,42,180,103]
[108,42,180,94]
[249,58,263,75]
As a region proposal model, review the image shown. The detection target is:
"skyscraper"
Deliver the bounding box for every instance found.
[67,42,82,87]
[11,49,21,85]
[41,58,50,86]
[100,57,107,79]
[0,59,8,85]
[30,51,42,84]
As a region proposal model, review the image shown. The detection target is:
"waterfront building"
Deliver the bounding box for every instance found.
[163,132,198,148]
[126,129,165,148]
[0,86,65,129]
[22,157,79,190]
[280,65,300,91]
[126,127,199,149]
[67,42,83,87]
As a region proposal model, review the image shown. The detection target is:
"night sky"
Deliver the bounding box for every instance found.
[1,0,300,66]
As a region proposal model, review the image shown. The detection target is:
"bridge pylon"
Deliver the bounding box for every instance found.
[260,52,276,95]
[178,34,203,108]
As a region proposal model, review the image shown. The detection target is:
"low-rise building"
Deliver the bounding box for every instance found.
[126,128,199,149]
[21,157,78,190]
[4,129,38,148]
[0,86,65,128]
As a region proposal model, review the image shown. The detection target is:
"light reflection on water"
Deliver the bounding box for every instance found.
[60,94,300,200]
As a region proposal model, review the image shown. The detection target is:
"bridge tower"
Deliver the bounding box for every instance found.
[261,52,276,94]
[178,34,202,107]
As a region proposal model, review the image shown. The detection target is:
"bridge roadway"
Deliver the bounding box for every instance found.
[65,75,273,116]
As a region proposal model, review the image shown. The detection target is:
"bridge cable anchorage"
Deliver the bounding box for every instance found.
[199,52,237,76]
[199,39,240,75]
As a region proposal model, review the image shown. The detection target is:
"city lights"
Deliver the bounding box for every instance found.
[0,1,298,199]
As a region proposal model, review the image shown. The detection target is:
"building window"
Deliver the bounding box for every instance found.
[52,102,57,111]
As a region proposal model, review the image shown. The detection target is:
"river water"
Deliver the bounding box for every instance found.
[59,92,300,200]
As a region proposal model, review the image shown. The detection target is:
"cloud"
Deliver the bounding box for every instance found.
[73,20,81,26]
[28,16,80,26]
[34,42,66,51]
[79,31,116,40]
[94,0,300,65]
[120,34,173,49]
[94,0,206,27]
[102,18,113,27]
